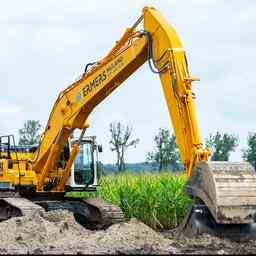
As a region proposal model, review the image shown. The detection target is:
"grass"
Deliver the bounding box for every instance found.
[67,172,192,230]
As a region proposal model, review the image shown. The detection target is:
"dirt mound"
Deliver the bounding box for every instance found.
[0,210,177,254]
[2,209,254,254]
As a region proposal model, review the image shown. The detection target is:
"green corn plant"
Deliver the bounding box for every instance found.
[67,172,192,229]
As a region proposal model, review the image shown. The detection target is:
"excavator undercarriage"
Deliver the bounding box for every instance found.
[0,192,124,230]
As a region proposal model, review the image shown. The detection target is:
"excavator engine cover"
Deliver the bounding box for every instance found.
[181,161,256,240]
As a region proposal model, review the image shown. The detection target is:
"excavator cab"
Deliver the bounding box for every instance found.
[66,136,100,191]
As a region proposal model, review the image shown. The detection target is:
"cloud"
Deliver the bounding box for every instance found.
[0,102,24,139]
[0,102,22,116]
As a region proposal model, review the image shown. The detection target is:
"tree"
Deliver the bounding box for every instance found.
[109,122,139,172]
[243,132,256,170]
[18,120,42,145]
[147,128,182,171]
[96,161,106,182]
[205,131,238,161]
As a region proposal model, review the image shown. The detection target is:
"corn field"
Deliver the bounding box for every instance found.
[68,172,192,230]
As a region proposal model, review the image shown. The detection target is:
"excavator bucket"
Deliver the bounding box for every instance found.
[179,161,256,241]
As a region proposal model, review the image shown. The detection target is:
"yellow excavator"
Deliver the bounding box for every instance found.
[1,6,256,238]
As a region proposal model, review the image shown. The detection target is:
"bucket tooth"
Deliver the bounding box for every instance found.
[185,161,256,224]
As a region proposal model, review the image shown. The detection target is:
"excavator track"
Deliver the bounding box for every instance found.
[0,192,44,220]
[0,194,124,230]
[32,196,124,230]
[82,197,125,229]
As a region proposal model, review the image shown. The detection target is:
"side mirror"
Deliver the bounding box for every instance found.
[98,145,103,153]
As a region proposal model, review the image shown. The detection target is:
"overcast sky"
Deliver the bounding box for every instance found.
[0,0,255,164]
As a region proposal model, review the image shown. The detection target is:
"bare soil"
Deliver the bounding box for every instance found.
[0,210,176,254]
[0,210,255,255]
[162,230,256,255]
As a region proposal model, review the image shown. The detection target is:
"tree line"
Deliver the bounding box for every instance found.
[17,120,256,172]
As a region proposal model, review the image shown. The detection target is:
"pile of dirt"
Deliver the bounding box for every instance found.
[1,209,255,254]
[0,210,177,254]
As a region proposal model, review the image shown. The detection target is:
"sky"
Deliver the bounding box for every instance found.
[0,0,255,164]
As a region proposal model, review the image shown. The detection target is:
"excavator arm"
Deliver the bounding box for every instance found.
[143,8,210,174]
[33,7,209,191]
